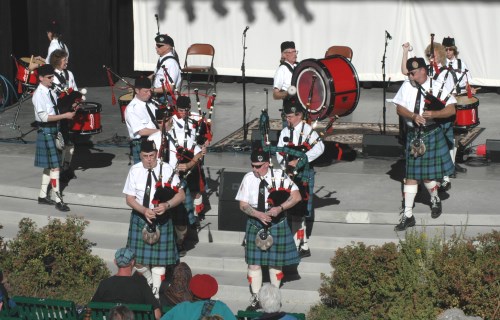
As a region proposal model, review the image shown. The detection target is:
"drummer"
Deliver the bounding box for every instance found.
[50,49,78,182]
[32,20,69,70]
[273,41,299,128]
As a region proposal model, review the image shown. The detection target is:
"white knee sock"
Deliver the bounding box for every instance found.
[300,220,309,250]
[39,169,51,198]
[247,268,262,295]
[151,266,165,298]
[49,170,61,202]
[135,266,152,286]
[269,268,284,288]
[403,184,418,217]
[424,181,439,199]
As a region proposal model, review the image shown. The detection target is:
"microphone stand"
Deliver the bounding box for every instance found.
[381,32,391,135]
[241,28,248,141]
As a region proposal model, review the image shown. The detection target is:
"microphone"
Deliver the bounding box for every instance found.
[243,26,249,35]
[385,30,392,40]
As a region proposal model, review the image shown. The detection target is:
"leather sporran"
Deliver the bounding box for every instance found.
[255,228,273,250]
[142,224,160,245]
[410,138,426,158]
[55,132,65,151]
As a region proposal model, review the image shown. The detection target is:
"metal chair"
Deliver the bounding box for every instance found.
[325,45,353,61]
[181,43,216,92]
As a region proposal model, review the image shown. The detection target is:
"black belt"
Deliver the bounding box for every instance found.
[412,123,439,133]
[38,122,57,128]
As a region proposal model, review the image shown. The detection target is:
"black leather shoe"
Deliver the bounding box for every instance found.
[38,197,56,205]
[246,294,261,311]
[55,202,70,212]
[449,172,457,179]
[439,180,451,192]
[394,215,416,231]
[298,248,311,258]
[177,244,187,257]
[431,197,442,219]
[455,164,467,173]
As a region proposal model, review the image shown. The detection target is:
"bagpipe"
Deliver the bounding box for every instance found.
[193,89,215,146]
[52,84,87,114]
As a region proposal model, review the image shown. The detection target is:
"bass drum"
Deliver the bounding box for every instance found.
[291,55,360,121]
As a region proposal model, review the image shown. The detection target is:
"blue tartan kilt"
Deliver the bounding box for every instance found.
[131,140,141,164]
[406,127,454,180]
[35,127,61,169]
[440,121,455,150]
[245,217,299,267]
[126,210,179,266]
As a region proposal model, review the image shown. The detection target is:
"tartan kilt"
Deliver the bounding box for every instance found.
[131,140,141,164]
[440,121,455,150]
[126,210,179,266]
[245,217,299,267]
[35,127,61,169]
[181,181,196,225]
[406,127,454,180]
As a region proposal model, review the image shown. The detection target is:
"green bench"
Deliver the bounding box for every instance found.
[236,310,306,320]
[12,296,82,320]
[86,301,156,320]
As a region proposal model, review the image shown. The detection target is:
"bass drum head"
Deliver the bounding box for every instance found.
[292,56,360,120]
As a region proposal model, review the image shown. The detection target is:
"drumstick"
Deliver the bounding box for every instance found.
[456,87,481,96]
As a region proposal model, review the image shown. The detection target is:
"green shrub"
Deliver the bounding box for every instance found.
[313,229,500,320]
[0,216,110,305]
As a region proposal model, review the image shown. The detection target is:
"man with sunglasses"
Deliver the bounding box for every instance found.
[273,41,299,127]
[393,57,457,231]
[151,34,181,99]
[236,148,301,311]
[33,64,75,211]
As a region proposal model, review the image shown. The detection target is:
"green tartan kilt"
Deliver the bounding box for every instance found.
[126,210,179,266]
[406,127,454,180]
[245,217,299,267]
[35,127,61,169]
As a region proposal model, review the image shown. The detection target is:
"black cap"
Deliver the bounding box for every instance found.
[46,20,60,33]
[140,139,157,153]
[250,148,270,163]
[281,41,295,52]
[176,96,191,109]
[406,57,426,72]
[442,37,455,47]
[283,97,304,114]
[156,107,172,120]
[135,76,151,89]
[38,64,55,77]
[155,34,174,47]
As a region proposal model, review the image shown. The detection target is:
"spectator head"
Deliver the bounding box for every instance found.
[114,248,136,268]
[108,305,134,320]
[259,284,282,313]
[189,274,218,300]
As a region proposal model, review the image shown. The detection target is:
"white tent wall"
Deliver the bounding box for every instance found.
[133,0,500,87]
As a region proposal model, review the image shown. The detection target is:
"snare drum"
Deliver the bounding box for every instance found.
[118,93,134,123]
[71,102,102,135]
[454,96,479,130]
[15,57,44,86]
[291,55,360,120]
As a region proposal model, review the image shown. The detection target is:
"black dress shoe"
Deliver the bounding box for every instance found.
[431,197,442,219]
[38,197,56,205]
[298,248,311,258]
[55,202,70,212]
[455,164,467,173]
[177,244,187,257]
[439,180,451,192]
[246,294,261,311]
[394,215,416,231]
[449,172,457,179]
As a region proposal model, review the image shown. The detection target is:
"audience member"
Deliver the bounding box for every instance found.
[256,284,298,320]
[108,305,135,320]
[161,274,236,320]
[91,248,161,320]
[160,262,194,307]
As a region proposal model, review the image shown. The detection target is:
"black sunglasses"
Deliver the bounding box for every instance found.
[251,164,264,169]
[156,44,165,48]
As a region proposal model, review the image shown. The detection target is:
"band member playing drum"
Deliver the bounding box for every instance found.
[273,41,298,128]
[276,99,324,259]
[33,64,75,212]
[236,148,300,311]
[50,49,78,181]
[151,34,182,99]
[393,57,456,231]
[33,20,69,67]
[123,139,185,299]
[125,76,160,164]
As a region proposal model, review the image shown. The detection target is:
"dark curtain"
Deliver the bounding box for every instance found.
[4,0,134,88]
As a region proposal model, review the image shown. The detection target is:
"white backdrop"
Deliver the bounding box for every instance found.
[133,0,500,86]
